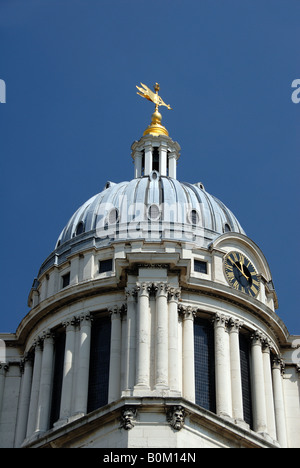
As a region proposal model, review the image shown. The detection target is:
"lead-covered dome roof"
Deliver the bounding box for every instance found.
[56,173,245,249]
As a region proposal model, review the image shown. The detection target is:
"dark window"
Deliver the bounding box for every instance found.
[87,316,111,413]
[76,221,85,236]
[194,317,216,412]
[224,223,231,232]
[62,272,70,288]
[194,260,207,274]
[189,209,199,225]
[99,258,113,274]
[50,331,66,427]
[152,147,159,172]
[239,333,253,428]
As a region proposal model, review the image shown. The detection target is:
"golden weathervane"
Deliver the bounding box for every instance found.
[136,82,172,136]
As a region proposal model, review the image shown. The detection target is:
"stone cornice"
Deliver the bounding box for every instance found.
[22,397,279,449]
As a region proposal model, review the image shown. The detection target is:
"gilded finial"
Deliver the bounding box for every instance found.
[136,82,172,136]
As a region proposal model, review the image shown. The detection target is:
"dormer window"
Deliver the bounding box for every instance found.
[76,221,85,236]
[62,272,70,288]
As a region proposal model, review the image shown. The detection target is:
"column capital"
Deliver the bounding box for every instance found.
[62,316,76,330]
[108,305,122,318]
[272,355,285,374]
[136,282,152,297]
[33,337,43,350]
[262,337,272,353]
[41,329,55,344]
[250,330,265,346]
[228,317,243,332]
[212,312,229,328]
[168,287,181,303]
[154,282,169,297]
[125,287,138,301]
[179,304,196,320]
[77,311,92,326]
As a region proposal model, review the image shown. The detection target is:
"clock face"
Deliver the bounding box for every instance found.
[224,251,260,297]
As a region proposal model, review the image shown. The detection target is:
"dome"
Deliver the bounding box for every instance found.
[56,173,245,249]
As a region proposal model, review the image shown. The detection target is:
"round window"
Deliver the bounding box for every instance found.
[147,204,161,221]
[108,208,119,224]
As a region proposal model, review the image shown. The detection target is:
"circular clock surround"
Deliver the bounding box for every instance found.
[224,251,260,297]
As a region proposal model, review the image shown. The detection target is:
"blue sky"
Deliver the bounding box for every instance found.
[0,0,299,334]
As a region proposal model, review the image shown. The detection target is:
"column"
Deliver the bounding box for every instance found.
[135,282,151,388]
[155,283,169,389]
[35,330,55,434]
[74,312,92,417]
[124,288,137,391]
[134,150,143,178]
[181,306,195,403]
[168,152,177,179]
[14,354,33,447]
[272,356,288,447]
[108,306,122,402]
[262,340,277,440]
[59,317,76,421]
[0,363,8,417]
[250,331,268,434]
[26,338,43,438]
[228,318,244,424]
[144,142,152,175]
[214,313,232,419]
[168,288,181,393]
[159,142,168,176]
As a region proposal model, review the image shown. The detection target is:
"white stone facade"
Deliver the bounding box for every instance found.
[0,130,299,449]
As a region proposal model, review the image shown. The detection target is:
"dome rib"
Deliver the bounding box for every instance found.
[56,177,245,248]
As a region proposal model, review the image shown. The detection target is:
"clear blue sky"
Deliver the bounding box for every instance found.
[0,0,299,334]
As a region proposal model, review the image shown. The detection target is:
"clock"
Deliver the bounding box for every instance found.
[224,251,260,297]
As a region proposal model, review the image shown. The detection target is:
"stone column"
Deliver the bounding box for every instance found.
[14,354,33,447]
[159,142,168,176]
[108,306,122,402]
[168,288,181,393]
[272,356,288,447]
[228,318,244,424]
[250,331,268,434]
[144,141,152,176]
[124,288,137,392]
[168,152,177,179]
[35,330,55,434]
[26,338,43,438]
[135,282,151,388]
[59,317,76,421]
[134,150,143,178]
[74,312,92,417]
[262,340,277,440]
[181,306,195,403]
[0,363,8,417]
[155,282,169,389]
[214,313,232,419]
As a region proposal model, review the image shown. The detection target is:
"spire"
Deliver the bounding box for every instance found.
[136,82,172,137]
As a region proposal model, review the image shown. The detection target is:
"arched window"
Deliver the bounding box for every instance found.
[75,221,85,236]
[194,317,216,413]
[87,315,111,413]
[239,333,253,428]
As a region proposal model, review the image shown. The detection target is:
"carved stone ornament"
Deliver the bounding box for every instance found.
[166,405,186,431]
[120,407,137,430]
